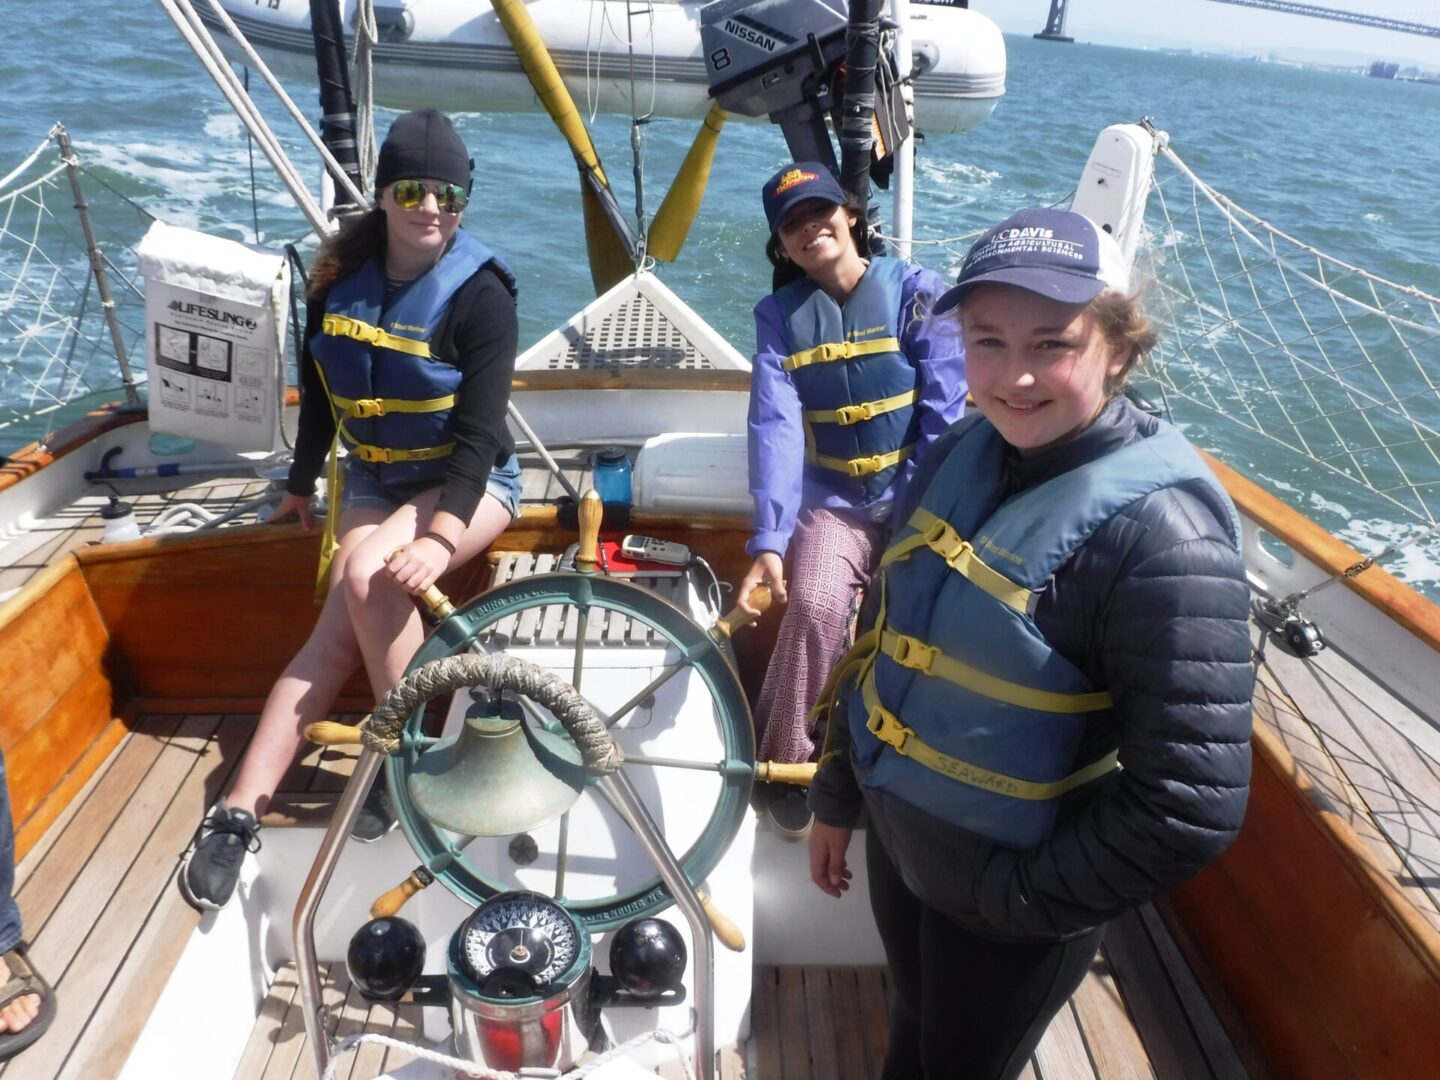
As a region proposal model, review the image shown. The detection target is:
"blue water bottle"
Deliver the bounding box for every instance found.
[592,446,633,506]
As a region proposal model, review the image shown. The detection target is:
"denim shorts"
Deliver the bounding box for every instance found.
[340,451,522,519]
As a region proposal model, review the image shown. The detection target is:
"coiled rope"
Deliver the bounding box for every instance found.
[357,653,623,776]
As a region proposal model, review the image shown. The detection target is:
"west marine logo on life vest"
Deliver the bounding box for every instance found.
[773,168,820,196]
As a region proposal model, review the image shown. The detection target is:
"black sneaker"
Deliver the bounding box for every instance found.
[350,782,397,843]
[766,785,814,842]
[179,805,261,911]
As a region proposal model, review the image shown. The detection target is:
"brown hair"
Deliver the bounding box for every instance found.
[765,193,870,292]
[305,206,387,302]
[1088,288,1159,391]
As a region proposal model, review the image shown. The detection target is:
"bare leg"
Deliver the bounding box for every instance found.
[225,507,387,818]
[339,489,514,698]
[224,489,511,817]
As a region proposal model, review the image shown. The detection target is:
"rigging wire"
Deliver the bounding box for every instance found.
[243,67,262,243]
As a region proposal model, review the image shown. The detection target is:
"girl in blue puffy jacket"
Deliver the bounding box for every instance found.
[807,208,1254,1078]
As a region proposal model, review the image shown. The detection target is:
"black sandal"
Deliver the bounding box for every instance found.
[0,945,56,1062]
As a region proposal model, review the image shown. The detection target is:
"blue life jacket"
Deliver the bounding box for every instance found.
[775,257,919,505]
[311,230,516,487]
[839,415,1241,849]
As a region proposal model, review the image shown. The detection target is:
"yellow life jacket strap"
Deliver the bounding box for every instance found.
[807,443,914,478]
[321,313,434,359]
[783,336,902,373]
[880,508,1032,614]
[328,392,456,418]
[329,391,458,465]
[311,364,346,605]
[307,366,455,604]
[804,388,919,428]
[860,677,1119,800]
[344,440,456,465]
[878,627,1113,714]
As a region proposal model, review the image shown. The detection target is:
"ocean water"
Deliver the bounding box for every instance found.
[2,11,1437,589]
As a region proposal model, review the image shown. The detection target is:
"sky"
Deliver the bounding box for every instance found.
[969,0,1440,68]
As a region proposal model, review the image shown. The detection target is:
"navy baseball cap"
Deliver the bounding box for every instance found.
[934,208,1129,315]
[762,163,848,234]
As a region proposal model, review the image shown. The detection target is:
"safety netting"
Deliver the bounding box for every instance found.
[0,128,152,452]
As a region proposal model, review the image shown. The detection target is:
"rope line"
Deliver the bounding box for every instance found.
[359,652,623,774]
[319,1024,694,1080]
[351,0,379,191]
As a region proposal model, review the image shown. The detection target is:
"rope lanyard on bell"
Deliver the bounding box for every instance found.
[355,652,623,776]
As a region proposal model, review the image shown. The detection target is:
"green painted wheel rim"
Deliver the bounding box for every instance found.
[386,572,755,931]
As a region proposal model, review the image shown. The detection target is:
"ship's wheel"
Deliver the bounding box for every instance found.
[380,569,756,932]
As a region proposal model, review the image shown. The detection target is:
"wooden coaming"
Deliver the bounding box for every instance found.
[0,555,131,859]
[74,523,372,707]
[1172,720,1440,1078]
[0,402,141,494]
[72,508,775,711]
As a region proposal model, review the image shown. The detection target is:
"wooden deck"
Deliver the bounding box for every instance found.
[7,712,1260,1079]
[748,909,1259,1080]
[2,711,361,1079]
[5,458,1439,1078]
[0,444,599,603]
[236,963,425,1080]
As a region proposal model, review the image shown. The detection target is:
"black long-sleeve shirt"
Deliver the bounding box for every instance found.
[286,263,518,523]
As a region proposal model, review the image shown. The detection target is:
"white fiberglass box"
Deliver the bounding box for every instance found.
[632,433,750,515]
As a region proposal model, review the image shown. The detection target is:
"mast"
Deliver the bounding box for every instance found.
[308,0,365,207]
[838,0,884,223]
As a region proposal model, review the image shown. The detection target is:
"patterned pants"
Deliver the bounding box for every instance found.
[755,508,885,764]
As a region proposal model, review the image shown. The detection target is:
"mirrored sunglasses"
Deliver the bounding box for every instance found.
[390,179,470,214]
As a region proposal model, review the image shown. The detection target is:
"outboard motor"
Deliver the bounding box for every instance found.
[700,0,907,174]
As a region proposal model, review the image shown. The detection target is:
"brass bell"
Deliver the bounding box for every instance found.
[408,697,586,836]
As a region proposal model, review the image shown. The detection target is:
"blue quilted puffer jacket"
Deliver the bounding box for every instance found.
[810,395,1255,942]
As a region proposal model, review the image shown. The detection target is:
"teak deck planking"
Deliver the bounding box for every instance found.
[4,714,1253,1079]
[7,453,1440,1077]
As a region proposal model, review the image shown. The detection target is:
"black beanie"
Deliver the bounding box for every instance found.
[374,110,473,193]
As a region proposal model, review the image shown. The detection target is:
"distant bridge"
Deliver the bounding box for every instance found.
[1036,0,1440,41]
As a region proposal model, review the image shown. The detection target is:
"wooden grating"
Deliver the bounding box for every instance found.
[484,551,693,648]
